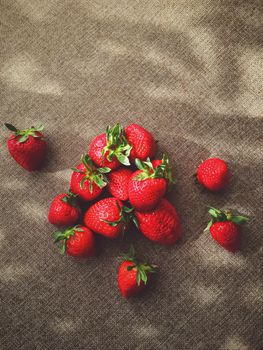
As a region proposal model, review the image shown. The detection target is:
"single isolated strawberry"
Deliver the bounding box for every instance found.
[52,225,95,257]
[195,158,229,191]
[88,123,132,169]
[125,123,156,162]
[205,207,248,252]
[118,246,157,298]
[84,197,137,239]
[48,191,80,226]
[70,154,111,201]
[135,198,182,245]
[128,154,175,212]
[5,123,47,171]
[108,167,133,201]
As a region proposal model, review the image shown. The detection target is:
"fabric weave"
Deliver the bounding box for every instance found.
[0,1,262,349]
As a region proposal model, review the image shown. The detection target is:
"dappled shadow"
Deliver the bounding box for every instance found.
[0,0,262,349]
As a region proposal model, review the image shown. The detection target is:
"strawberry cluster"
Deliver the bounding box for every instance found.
[48,123,182,297]
[4,122,249,299]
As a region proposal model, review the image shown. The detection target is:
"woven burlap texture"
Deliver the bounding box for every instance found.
[0,1,262,349]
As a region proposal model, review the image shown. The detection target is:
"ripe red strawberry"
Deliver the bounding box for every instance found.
[108,168,133,201]
[135,199,181,245]
[5,123,47,171]
[88,123,132,169]
[52,225,95,257]
[195,158,229,191]
[84,197,137,239]
[128,155,175,212]
[70,154,111,201]
[125,123,156,161]
[48,191,80,226]
[118,246,157,298]
[205,207,248,252]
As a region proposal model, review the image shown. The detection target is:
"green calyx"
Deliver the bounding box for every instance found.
[133,154,175,184]
[5,123,44,143]
[102,201,139,231]
[205,206,249,231]
[61,190,79,208]
[102,123,132,166]
[71,154,111,192]
[123,246,157,286]
[52,225,83,254]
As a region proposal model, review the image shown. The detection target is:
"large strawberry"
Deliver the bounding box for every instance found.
[205,207,248,252]
[70,154,110,201]
[195,158,229,191]
[52,225,95,257]
[128,155,175,212]
[48,191,80,226]
[135,199,181,245]
[108,167,133,201]
[5,123,47,171]
[125,123,156,162]
[88,123,132,169]
[118,246,157,298]
[84,197,137,239]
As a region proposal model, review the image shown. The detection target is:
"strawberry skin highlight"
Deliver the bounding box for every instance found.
[135,199,182,245]
[48,192,80,226]
[5,124,47,171]
[196,158,229,191]
[125,123,156,161]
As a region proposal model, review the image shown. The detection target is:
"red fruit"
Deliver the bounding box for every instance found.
[88,123,132,169]
[84,198,136,239]
[70,154,110,201]
[5,123,47,171]
[206,207,248,253]
[196,158,229,191]
[135,199,182,245]
[125,123,156,161]
[118,247,157,298]
[128,155,175,212]
[108,168,133,201]
[53,225,95,257]
[210,222,240,253]
[48,191,80,226]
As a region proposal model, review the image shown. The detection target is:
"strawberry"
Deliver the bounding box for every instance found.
[5,123,47,171]
[48,191,80,226]
[205,207,248,252]
[125,123,156,161]
[128,155,175,212]
[118,246,157,298]
[88,123,132,169]
[84,197,137,239]
[70,154,111,201]
[108,168,133,201]
[195,158,229,191]
[52,225,95,257]
[135,199,181,245]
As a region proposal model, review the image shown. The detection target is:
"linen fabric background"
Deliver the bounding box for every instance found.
[0,1,262,349]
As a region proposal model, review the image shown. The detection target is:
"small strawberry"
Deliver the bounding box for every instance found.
[5,123,47,171]
[128,155,175,212]
[118,246,157,298]
[84,197,137,239]
[88,123,132,169]
[125,123,156,162]
[108,167,133,201]
[195,158,229,191]
[70,154,111,201]
[52,225,95,257]
[135,199,181,245]
[48,191,80,226]
[205,207,248,252]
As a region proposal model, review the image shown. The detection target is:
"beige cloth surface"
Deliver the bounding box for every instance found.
[0,1,262,349]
